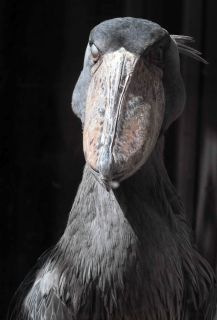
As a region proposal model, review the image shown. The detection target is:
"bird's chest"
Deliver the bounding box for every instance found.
[68,207,183,320]
[73,198,139,281]
[63,185,184,319]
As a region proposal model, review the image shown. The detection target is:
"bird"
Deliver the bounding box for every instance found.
[9,17,217,320]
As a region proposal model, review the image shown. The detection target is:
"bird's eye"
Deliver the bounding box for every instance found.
[90,43,100,62]
[147,47,164,67]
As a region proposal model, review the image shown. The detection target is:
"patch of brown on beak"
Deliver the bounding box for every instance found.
[83,48,165,184]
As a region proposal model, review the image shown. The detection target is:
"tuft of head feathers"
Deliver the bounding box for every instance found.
[171,34,208,64]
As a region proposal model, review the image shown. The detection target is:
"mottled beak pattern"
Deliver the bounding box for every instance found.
[83,48,165,189]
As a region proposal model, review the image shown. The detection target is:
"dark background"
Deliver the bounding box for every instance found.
[0,0,216,318]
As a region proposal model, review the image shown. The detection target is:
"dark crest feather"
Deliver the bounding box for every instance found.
[171,35,208,64]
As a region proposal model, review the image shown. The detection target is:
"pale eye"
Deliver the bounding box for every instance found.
[90,43,100,62]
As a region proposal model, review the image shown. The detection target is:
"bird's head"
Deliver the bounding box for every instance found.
[72,17,206,190]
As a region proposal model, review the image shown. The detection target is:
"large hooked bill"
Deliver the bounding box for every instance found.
[83,47,165,190]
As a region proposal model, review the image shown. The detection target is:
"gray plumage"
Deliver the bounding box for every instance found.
[9,17,217,320]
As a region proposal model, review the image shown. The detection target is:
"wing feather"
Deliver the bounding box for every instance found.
[22,280,73,320]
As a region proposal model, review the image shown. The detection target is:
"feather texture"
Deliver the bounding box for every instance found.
[8,18,216,320]
[171,34,208,64]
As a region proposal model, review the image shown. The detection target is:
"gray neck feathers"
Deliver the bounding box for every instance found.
[54,137,215,319]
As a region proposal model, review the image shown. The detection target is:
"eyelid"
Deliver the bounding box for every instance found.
[89,41,102,52]
[89,42,101,63]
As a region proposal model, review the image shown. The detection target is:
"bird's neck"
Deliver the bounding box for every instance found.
[56,137,214,319]
[62,137,183,249]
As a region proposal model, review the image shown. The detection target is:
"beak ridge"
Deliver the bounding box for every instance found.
[83,47,165,187]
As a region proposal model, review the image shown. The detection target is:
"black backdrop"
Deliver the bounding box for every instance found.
[1,0,217,317]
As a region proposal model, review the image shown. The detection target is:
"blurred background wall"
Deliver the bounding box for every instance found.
[0,0,216,317]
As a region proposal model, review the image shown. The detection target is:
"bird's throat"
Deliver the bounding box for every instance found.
[57,138,214,319]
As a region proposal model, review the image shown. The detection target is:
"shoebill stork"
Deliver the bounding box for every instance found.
[10,17,217,319]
